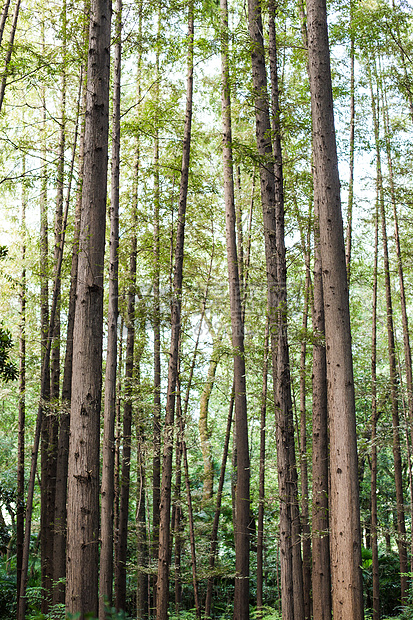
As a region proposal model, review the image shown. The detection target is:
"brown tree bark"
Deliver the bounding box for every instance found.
[156,3,194,617]
[199,329,221,503]
[41,14,67,605]
[381,80,413,579]
[99,0,121,613]
[295,212,312,620]
[345,0,355,281]
[306,0,364,615]
[65,0,111,614]
[177,383,201,620]
[39,37,51,607]
[133,9,147,617]
[115,220,137,612]
[370,196,380,620]
[204,394,234,619]
[173,418,183,616]
[368,63,408,604]
[0,0,21,114]
[152,10,162,606]
[257,322,269,620]
[18,113,73,620]
[0,0,11,47]
[52,59,86,606]
[220,1,250,616]
[16,157,26,611]
[311,205,331,620]
[114,317,124,587]
[136,438,149,620]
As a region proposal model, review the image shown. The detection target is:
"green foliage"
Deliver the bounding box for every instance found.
[63,610,133,620]
[0,557,16,619]
[0,324,17,382]
[251,607,282,620]
[362,548,402,617]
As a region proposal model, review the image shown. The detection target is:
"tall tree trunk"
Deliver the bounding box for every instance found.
[99,0,121,614]
[39,43,52,605]
[115,177,139,612]
[52,60,85,606]
[177,384,201,620]
[42,11,67,605]
[199,329,221,503]
[298,243,312,620]
[368,63,408,604]
[204,394,234,619]
[306,0,364,616]
[371,195,380,620]
[65,0,111,614]
[311,205,331,620]
[257,322,269,620]
[345,0,355,280]
[270,2,305,617]
[155,3,194,617]
[247,0,296,612]
[381,80,413,579]
[173,419,183,615]
[115,292,135,613]
[220,1,250,617]
[16,156,26,611]
[137,436,149,620]
[0,0,11,47]
[114,316,124,586]
[152,10,162,608]
[133,8,147,616]
[0,0,21,114]
[18,109,73,620]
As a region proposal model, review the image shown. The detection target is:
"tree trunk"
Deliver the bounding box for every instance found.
[39,46,52,605]
[137,441,149,620]
[156,4,194,617]
[173,421,183,615]
[52,60,85,606]
[370,194,380,620]
[298,245,312,620]
[269,2,305,617]
[199,332,221,503]
[179,388,201,620]
[345,0,355,281]
[368,62,408,604]
[133,9,147,617]
[18,113,73,620]
[42,16,67,605]
[381,79,413,581]
[204,394,234,619]
[152,10,162,608]
[311,204,331,620]
[0,0,21,114]
[257,323,269,620]
[220,1,250,617]
[306,0,364,615]
[65,0,111,614]
[114,218,141,612]
[0,0,11,47]
[114,317,124,588]
[99,0,121,614]
[16,156,26,611]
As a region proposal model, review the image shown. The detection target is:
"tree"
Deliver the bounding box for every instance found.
[65,0,111,614]
[156,3,194,617]
[99,0,121,613]
[305,0,364,616]
[220,0,250,615]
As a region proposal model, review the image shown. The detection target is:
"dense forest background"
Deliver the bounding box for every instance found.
[1,0,413,617]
